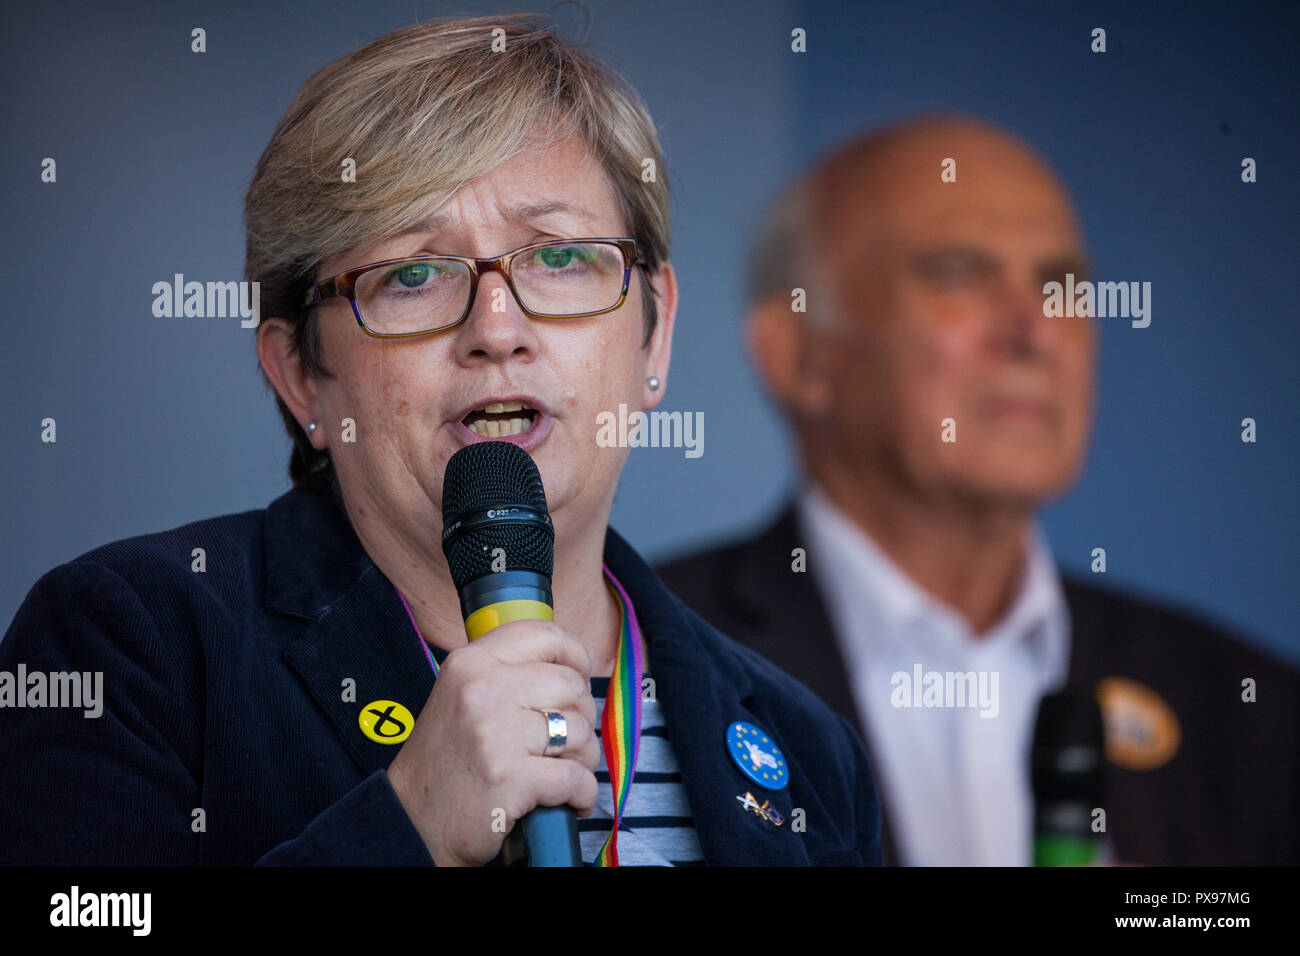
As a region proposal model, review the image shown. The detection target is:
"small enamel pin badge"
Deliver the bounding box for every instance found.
[359,700,414,744]
[726,720,789,790]
[736,790,785,826]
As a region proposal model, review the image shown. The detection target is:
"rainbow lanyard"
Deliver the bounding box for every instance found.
[395,564,644,867]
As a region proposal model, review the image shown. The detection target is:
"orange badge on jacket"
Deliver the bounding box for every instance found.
[1096,677,1181,770]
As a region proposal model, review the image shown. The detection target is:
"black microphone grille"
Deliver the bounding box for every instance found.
[1033,690,1105,749]
[1031,689,1106,802]
[443,440,548,517]
[441,441,553,590]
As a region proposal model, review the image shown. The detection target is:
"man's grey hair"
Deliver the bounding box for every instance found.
[744,176,844,329]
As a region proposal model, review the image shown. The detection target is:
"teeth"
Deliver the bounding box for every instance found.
[482,400,526,413]
[469,416,536,438]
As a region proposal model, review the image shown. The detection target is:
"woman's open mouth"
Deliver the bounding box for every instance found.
[461,400,540,438]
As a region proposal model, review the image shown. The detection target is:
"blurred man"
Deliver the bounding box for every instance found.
[657,115,1299,865]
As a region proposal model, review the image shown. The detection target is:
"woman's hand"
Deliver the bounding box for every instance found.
[385,619,601,866]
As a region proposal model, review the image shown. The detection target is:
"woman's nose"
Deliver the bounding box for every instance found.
[454,270,539,364]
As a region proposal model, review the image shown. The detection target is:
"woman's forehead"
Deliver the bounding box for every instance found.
[398,198,608,245]
[325,147,624,270]
[415,138,619,230]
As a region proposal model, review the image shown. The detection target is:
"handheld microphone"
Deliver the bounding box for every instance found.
[1031,689,1108,866]
[440,440,582,867]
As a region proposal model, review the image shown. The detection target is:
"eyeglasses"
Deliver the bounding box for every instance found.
[301,237,646,338]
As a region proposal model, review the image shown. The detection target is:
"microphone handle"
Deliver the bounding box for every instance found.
[1033,800,1102,866]
[461,571,583,868]
[518,807,582,866]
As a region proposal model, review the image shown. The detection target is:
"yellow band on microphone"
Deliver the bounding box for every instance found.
[465,599,554,640]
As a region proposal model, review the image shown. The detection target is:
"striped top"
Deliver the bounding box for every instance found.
[582,675,705,866]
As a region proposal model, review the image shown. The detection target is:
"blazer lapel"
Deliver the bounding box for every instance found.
[263,485,435,778]
[282,565,437,777]
[649,635,810,864]
[606,527,809,865]
[720,502,902,865]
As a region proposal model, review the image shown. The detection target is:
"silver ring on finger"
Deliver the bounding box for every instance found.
[541,710,568,757]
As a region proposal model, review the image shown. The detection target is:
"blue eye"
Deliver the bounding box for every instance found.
[535,245,595,269]
[390,262,434,288]
[539,247,571,268]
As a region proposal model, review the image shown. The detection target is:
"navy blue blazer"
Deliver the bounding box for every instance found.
[0,484,881,866]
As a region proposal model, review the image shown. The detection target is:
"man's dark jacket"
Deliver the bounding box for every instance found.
[0,486,881,866]
[656,503,1300,866]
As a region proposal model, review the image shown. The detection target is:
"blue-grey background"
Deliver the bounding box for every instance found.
[3,1,1297,665]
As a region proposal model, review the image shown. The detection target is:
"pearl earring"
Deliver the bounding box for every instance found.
[306,421,317,434]
[647,376,661,390]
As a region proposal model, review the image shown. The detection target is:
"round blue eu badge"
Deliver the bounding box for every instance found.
[727,721,788,790]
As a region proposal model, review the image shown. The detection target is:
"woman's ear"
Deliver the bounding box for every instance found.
[746,298,834,419]
[258,317,325,450]
[641,263,679,411]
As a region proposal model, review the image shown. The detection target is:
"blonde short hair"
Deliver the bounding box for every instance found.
[245,12,671,490]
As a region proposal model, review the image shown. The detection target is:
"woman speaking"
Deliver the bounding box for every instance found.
[0,14,880,867]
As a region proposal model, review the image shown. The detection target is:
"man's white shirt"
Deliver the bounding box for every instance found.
[798,484,1071,866]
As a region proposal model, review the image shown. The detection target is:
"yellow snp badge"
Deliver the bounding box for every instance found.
[1096,677,1181,771]
[359,700,414,745]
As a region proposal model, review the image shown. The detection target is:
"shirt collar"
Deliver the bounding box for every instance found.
[797,483,1070,680]
[994,522,1071,680]
[797,483,932,647]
